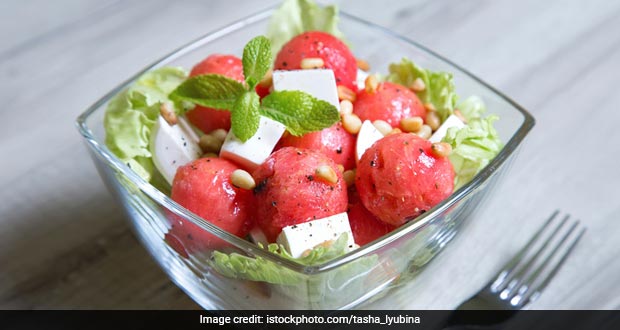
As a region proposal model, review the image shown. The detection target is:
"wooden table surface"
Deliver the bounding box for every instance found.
[1,0,619,309]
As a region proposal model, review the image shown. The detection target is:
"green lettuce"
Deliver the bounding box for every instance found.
[386,58,458,121]
[457,95,487,122]
[442,99,503,190]
[209,234,380,308]
[266,0,346,56]
[210,233,353,284]
[104,67,188,184]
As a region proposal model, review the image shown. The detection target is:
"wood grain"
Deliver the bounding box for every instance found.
[1,0,618,309]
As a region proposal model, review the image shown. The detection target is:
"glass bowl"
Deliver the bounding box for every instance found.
[75,7,534,310]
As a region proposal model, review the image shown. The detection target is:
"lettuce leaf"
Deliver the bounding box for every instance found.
[266,0,346,56]
[457,95,487,122]
[442,111,503,190]
[209,233,353,285]
[386,58,458,121]
[104,67,187,183]
[209,233,380,308]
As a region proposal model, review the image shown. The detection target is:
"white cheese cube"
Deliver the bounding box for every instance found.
[429,114,466,143]
[356,68,369,90]
[355,120,384,162]
[272,69,340,109]
[219,116,286,171]
[150,116,202,185]
[276,212,356,258]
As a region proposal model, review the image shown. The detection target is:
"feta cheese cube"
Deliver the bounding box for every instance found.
[276,212,356,258]
[272,69,340,109]
[220,116,286,171]
[429,114,466,143]
[355,120,384,162]
[150,116,202,185]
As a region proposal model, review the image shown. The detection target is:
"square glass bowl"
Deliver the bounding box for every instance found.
[76,7,534,309]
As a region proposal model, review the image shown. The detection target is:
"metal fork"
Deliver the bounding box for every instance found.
[454,210,586,312]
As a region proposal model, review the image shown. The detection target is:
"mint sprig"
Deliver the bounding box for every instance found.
[261,91,340,136]
[232,91,261,141]
[170,74,246,109]
[242,36,272,89]
[169,35,339,142]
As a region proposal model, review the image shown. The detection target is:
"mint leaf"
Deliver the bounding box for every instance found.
[260,91,340,136]
[231,91,261,142]
[169,74,246,110]
[242,36,272,89]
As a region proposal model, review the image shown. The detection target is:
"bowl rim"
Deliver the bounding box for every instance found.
[75,5,535,274]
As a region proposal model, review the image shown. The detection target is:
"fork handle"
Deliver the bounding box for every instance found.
[440,310,516,330]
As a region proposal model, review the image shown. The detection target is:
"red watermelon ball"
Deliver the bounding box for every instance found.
[355,133,454,226]
[252,147,348,242]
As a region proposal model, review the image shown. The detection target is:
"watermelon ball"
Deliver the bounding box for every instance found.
[347,188,396,246]
[186,54,244,133]
[275,122,356,170]
[355,133,454,226]
[167,158,254,253]
[274,31,358,92]
[189,54,245,79]
[252,147,348,242]
[353,81,426,127]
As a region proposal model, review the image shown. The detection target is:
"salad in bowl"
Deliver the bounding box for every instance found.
[79,0,533,309]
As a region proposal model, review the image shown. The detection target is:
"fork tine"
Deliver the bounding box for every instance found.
[507,218,579,306]
[490,210,560,293]
[518,225,586,305]
[499,214,571,299]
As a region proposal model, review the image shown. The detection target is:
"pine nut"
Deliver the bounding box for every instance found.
[409,77,426,92]
[342,113,362,134]
[315,165,338,184]
[388,127,402,135]
[415,125,432,140]
[424,102,436,112]
[258,69,273,88]
[343,169,356,187]
[317,239,335,248]
[400,116,423,133]
[373,120,392,136]
[210,128,228,142]
[337,164,345,173]
[431,142,452,157]
[339,100,353,115]
[160,103,177,125]
[454,109,467,123]
[426,111,441,131]
[303,239,335,256]
[300,57,325,69]
[199,134,223,153]
[365,75,379,93]
[231,169,256,190]
[356,58,370,71]
[337,85,356,102]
